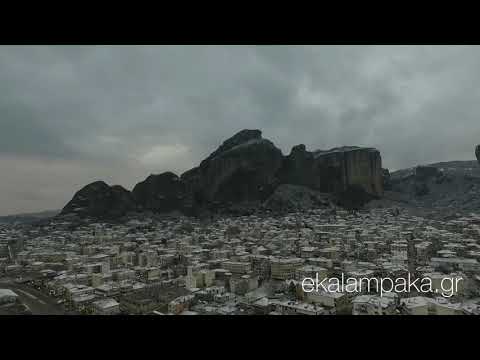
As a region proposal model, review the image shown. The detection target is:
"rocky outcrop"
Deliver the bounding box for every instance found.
[385,160,480,215]
[382,168,392,191]
[61,129,385,219]
[184,129,284,206]
[60,181,136,219]
[389,166,444,199]
[200,129,262,165]
[132,172,186,213]
[414,182,430,197]
[476,145,480,165]
[263,184,333,212]
[415,166,440,180]
[181,132,383,213]
[277,145,384,198]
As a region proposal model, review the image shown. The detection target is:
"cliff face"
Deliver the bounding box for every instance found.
[476,145,480,165]
[278,145,383,197]
[61,129,384,218]
[313,147,383,197]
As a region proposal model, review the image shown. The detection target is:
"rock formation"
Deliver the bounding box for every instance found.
[277,144,383,197]
[312,146,383,197]
[132,172,186,213]
[276,144,317,188]
[476,144,480,165]
[60,181,136,219]
[415,166,440,181]
[183,129,284,206]
[414,182,430,197]
[385,160,480,215]
[61,129,385,219]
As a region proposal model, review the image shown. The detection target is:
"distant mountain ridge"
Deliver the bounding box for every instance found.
[0,209,60,224]
[374,160,480,218]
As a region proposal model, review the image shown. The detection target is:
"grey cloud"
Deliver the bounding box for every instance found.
[1,45,480,215]
[0,105,74,158]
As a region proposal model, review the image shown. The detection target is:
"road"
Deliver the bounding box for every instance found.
[0,278,66,315]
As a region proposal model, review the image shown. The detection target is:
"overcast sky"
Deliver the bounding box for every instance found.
[1,45,479,215]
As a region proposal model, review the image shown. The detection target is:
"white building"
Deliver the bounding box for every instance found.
[352,293,399,315]
[271,258,304,280]
[0,289,19,304]
[92,298,120,315]
[400,296,429,315]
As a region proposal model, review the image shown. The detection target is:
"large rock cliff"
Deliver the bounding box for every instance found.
[132,172,186,213]
[277,145,383,197]
[183,129,284,206]
[312,146,383,197]
[60,129,384,218]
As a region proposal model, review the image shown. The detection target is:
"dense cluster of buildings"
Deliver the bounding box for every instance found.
[2,206,480,315]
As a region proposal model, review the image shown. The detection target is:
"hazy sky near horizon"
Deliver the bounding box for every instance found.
[1,45,479,215]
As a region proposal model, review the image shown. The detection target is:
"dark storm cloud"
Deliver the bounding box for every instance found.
[1,45,480,215]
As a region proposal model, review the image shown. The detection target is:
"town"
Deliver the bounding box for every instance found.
[2,205,480,315]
